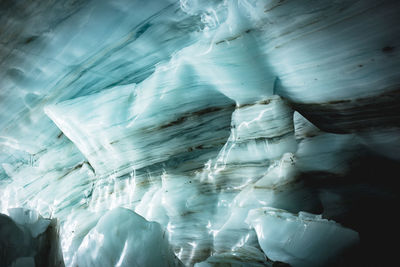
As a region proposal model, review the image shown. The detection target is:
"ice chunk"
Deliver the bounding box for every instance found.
[246,208,359,266]
[73,208,182,267]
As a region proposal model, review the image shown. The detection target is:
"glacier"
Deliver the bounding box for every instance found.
[1,0,400,266]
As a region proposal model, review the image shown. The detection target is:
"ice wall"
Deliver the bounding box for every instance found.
[1,0,400,266]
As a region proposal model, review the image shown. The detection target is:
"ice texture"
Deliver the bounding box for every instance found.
[246,208,359,266]
[1,0,400,266]
[72,208,182,267]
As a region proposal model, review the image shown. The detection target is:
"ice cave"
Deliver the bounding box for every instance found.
[1,0,399,266]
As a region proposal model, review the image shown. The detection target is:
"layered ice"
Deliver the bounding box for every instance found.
[1,0,400,266]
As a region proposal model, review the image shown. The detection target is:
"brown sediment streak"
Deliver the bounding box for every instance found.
[289,88,400,133]
[159,104,235,130]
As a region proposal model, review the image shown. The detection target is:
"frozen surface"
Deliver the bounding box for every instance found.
[246,208,359,266]
[73,208,182,267]
[1,0,400,266]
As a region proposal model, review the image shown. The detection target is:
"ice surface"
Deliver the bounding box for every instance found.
[246,208,359,266]
[1,0,399,266]
[72,208,182,267]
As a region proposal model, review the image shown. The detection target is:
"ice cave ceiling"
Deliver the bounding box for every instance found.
[0,0,400,266]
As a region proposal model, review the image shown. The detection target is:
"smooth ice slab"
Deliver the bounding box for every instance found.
[246,207,359,266]
[73,207,182,267]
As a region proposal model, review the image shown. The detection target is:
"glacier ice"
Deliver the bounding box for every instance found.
[246,208,359,266]
[72,208,182,267]
[1,0,400,266]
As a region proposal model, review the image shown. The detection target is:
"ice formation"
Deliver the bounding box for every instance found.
[1,0,399,266]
